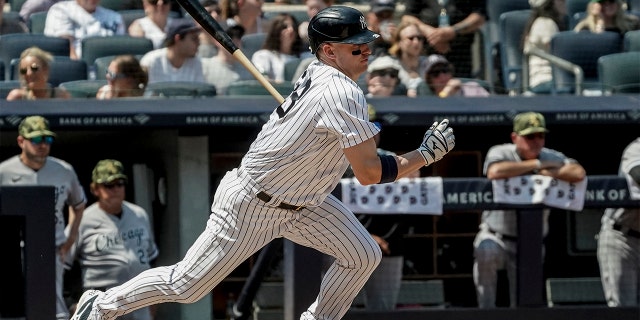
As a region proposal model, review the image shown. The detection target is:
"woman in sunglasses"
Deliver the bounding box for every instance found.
[388,21,429,97]
[573,0,640,34]
[6,47,71,101]
[96,55,148,99]
[423,54,489,97]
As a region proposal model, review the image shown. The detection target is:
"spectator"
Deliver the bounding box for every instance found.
[251,13,312,83]
[18,0,64,23]
[128,0,176,49]
[365,55,407,97]
[220,0,266,35]
[0,115,87,320]
[44,0,126,60]
[401,0,487,78]
[388,21,429,97]
[69,159,159,320]
[298,0,334,50]
[573,0,640,34]
[523,0,568,94]
[366,0,397,58]
[198,0,223,58]
[1,0,28,34]
[422,54,489,97]
[473,112,586,308]
[140,18,205,83]
[6,47,71,101]
[202,25,253,95]
[96,55,148,99]
[597,137,640,307]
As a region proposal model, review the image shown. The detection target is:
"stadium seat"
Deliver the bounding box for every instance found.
[498,9,531,95]
[59,80,107,98]
[10,56,87,86]
[546,277,605,307]
[80,36,154,69]
[0,80,21,99]
[118,9,146,30]
[524,31,622,95]
[9,0,27,12]
[483,0,531,89]
[0,34,70,80]
[0,61,4,81]
[624,29,640,51]
[283,57,302,82]
[549,31,622,94]
[570,11,588,30]
[226,79,292,97]
[598,51,640,94]
[144,81,217,98]
[241,33,267,60]
[566,0,590,19]
[28,11,48,34]
[628,0,640,11]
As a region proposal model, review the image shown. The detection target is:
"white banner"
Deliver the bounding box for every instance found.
[492,175,588,211]
[340,177,444,215]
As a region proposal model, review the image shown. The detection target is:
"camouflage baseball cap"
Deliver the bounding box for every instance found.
[92,159,128,184]
[19,115,56,139]
[513,112,549,136]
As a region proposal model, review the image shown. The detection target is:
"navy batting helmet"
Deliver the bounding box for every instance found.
[307,6,379,54]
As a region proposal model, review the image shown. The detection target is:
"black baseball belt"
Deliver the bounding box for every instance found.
[613,223,640,239]
[257,191,305,211]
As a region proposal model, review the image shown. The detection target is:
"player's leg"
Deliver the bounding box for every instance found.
[473,231,507,308]
[79,170,285,319]
[598,224,639,307]
[284,194,382,320]
[55,253,70,320]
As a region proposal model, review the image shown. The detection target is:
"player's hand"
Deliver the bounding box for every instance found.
[417,119,455,166]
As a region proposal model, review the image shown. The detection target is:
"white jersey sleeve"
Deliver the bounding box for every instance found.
[240,60,380,206]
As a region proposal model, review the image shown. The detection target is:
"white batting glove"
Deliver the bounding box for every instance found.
[417,119,455,166]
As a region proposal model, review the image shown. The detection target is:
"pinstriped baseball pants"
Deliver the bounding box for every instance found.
[92,169,382,319]
[598,223,640,307]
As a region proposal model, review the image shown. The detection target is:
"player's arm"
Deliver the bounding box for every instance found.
[344,139,426,185]
[345,119,455,185]
[59,203,85,259]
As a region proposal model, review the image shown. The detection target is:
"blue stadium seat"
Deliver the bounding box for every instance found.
[598,51,640,94]
[144,81,217,98]
[498,9,531,95]
[28,11,48,34]
[624,29,640,51]
[80,35,154,70]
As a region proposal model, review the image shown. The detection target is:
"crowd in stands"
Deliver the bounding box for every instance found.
[2,0,638,99]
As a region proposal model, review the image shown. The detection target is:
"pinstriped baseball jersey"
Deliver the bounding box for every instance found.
[0,155,86,247]
[70,201,158,289]
[241,59,380,206]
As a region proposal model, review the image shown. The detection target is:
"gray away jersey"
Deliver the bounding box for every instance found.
[241,59,380,207]
[0,155,86,247]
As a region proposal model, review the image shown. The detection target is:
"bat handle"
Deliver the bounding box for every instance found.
[232,51,286,104]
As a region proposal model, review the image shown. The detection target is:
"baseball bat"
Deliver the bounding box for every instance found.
[175,0,285,103]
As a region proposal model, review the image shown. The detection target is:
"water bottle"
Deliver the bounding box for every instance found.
[438,9,450,27]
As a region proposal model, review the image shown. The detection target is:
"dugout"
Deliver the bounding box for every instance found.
[0,94,639,319]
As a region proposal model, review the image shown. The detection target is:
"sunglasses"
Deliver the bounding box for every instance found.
[370,68,399,78]
[102,181,126,189]
[19,63,40,75]
[29,135,54,145]
[148,0,171,5]
[106,70,129,81]
[428,66,452,77]
[405,35,425,42]
[523,133,546,140]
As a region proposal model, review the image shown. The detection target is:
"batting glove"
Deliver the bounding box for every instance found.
[417,119,455,166]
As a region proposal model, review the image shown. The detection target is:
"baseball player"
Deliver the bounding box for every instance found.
[597,137,640,307]
[0,115,86,320]
[68,159,159,320]
[473,112,586,308]
[71,6,455,320]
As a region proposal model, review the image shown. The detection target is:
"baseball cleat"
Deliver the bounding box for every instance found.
[70,289,101,320]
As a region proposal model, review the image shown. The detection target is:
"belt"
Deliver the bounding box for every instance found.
[487,228,518,242]
[256,191,305,211]
[613,223,640,239]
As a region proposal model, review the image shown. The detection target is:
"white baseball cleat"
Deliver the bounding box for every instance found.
[70,289,101,320]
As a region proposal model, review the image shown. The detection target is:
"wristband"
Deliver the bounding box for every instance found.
[378,155,398,184]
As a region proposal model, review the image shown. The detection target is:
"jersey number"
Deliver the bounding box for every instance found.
[276,74,311,118]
